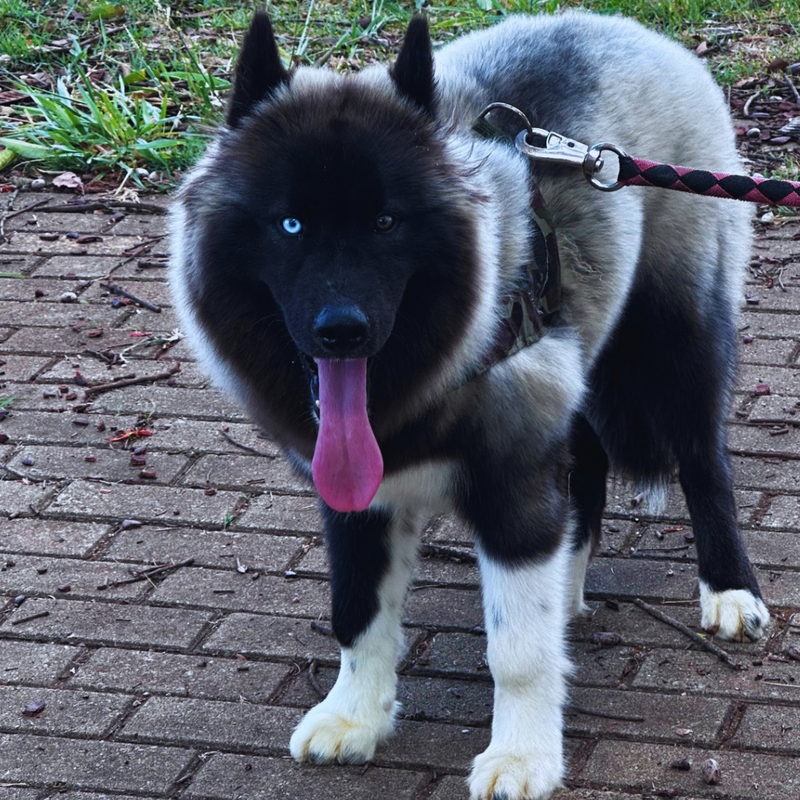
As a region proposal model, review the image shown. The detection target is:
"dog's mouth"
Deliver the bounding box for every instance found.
[299,351,383,513]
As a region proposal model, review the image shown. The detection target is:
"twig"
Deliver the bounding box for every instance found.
[567,703,644,723]
[777,267,787,293]
[83,363,180,398]
[419,543,477,563]
[34,201,167,215]
[632,598,743,671]
[97,557,194,589]
[310,620,333,637]
[307,659,329,698]
[637,545,692,553]
[0,198,50,243]
[11,610,50,626]
[219,430,277,459]
[0,463,44,483]
[100,282,161,313]
[785,74,800,107]
[743,91,759,118]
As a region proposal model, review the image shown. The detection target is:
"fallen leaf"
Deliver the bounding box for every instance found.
[53,171,83,190]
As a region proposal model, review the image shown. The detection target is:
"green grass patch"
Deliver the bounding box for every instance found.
[0,396,17,409]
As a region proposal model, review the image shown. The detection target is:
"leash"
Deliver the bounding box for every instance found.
[476,102,800,207]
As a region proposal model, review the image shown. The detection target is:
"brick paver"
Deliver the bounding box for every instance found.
[2,189,800,800]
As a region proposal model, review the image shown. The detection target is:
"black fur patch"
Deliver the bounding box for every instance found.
[390,15,437,115]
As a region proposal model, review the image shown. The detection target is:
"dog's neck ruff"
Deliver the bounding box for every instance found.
[465,110,562,382]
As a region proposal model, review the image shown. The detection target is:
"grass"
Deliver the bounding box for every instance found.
[1,0,798,183]
[0,396,18,409]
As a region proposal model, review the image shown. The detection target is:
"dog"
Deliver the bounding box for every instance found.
[171,10,769,799]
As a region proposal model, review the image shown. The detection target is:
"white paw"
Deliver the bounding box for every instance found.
[469,746,563,800]
[699,581,770,642]
[289,696,398,765]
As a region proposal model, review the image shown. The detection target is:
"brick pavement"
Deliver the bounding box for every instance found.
[1,190,799,800]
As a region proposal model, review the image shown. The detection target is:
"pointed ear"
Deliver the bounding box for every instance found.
[390,15,436,116]
[227,11,290,129]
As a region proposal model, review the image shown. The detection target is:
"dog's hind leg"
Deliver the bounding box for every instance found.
[677,431,769,642]
[567,414,608,618]
[289,505,417,764]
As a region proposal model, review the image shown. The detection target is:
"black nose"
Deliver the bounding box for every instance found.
[314,305,369,355]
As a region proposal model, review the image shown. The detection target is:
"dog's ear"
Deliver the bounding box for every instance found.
[227,11,289,129]
[390,15,436,116]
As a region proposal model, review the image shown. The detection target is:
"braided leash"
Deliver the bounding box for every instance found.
[613,153,800,207]
[474,104,800,208]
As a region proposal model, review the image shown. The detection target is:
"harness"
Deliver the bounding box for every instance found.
[468,103,562,378]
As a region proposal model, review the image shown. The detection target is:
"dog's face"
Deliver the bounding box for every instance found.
[178,15,482,506]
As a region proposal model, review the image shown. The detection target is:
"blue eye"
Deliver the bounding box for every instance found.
[281,218,303,235]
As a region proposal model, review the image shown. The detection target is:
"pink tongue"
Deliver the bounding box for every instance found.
[312,358,383,513]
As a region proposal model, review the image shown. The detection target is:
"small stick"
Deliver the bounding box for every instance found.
[307,659,329,698]
[11,610,50,626]
[100,282,161,313]
[0,463,44,483]
[310,620,333,637]
[743,91,759,118]
[98,557,194,589]
[219,430,276,458]
[785,74,800,106]
[637,545,692,553]
[777,267,787,293]
[83,363,180,398]
[34,201,167,215]
[633,598,743,671]
[567,703,644,723]
[419,543,477,563]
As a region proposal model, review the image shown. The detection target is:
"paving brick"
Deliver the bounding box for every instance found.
[733,454,800,492]
[50,481,242,527]
[68,648,291,704]
[0,555,146,602]
[41,355,209,386]
[584,557,697,602]
[237,494,323,534]
[756,566,800,607]
[0,640,79,685]
[31,255,123,278]
[144,418,276,454]
[40,794,151,800]
[0,733,194,793]
[377,719,491,773]
[0,518,107,557]
[741,310,800,339]
[0,354,52,380]
[578,739,800,799]
[426,775,470,800]
[188,753,425,800]
[201,613,341,662]
[567,687,728,747]
[743,287,800,313]
[0,598,212,650]
[410,631,489,679]
[571,644,642,688]
[0,480,56,515]
[404,587,483,630]
[633,647,800,703]
[0,790,39,800]
[747,395,800,423]
[760,494,800,531]
[7,212,118,235]
[88,385,246,421]
[182,453,312,494]
[423,514,474,545]
[1,231,145,256]
[150,569,330,617]
[0,278,88,302]
[569,602,694,649]
[0,410,140,446]
[737,365,800,396]
[7,445,189,484]
[104,526,303,572]
[0,684,128,737]
[119,695,300,751]
[739,337,796,365]
[0,300,131,329]
[3,322,135,355]
[82,279,173,308]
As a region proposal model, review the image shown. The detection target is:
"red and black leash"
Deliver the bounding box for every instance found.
[614,153,800,207]
[474,104,800,208]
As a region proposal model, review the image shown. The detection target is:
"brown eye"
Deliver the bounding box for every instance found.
[374,214,396,232]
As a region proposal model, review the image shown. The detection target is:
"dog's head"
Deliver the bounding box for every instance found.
[178,14,483,510]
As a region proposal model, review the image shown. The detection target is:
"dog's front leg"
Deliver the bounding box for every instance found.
[469,541,571,800]
[290,505,416,764]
